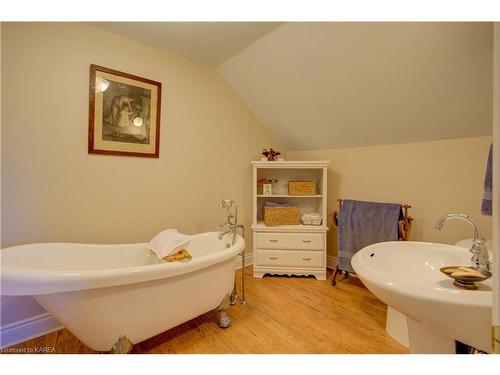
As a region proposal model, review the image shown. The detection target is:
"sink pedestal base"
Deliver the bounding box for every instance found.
[406,318,456,354]
[386,308,455,353]
[386,307,409,348]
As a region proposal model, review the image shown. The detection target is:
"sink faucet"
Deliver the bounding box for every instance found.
[435,213,490,272]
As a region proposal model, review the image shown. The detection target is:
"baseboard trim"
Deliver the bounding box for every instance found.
[0,313,63,349]
[235,252,254,269]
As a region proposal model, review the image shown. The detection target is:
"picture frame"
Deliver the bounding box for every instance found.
[88,64,162,158]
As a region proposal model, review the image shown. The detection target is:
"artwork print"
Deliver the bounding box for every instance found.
[88,65,162,157]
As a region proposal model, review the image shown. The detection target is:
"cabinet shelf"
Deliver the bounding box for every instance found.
[252,221,327,232]
[252,160,329,279]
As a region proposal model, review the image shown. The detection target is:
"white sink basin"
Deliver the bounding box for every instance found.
[351,241,492,353]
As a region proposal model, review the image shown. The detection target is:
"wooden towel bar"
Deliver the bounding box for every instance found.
[331,199,413,286]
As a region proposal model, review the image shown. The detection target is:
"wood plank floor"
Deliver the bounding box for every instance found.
[6,267,407,354]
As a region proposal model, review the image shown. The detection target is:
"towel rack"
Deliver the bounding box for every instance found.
[331,199,413,286]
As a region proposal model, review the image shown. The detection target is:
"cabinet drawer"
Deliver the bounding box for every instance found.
[256,249,324,268]
[255,232,324,250]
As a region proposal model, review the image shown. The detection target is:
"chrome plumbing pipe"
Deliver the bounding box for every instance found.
[219,200,247,305]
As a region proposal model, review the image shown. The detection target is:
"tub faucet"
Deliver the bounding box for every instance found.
[435,213,490,272]
[218,200,237,243]
[218,201,247,305]
[217,222,232,240]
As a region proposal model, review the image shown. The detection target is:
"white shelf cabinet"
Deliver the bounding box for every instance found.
[251,160,329,280]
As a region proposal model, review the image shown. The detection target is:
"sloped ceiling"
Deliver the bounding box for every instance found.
[218,22,493,150]
[90,22,283,67]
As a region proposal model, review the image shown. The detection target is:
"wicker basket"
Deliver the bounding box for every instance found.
[288,181,316,195]
[263,206,300,226]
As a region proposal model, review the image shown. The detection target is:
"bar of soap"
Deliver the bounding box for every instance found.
[442,267,461,275]
[451,271,486,279]
[458,266,478,273]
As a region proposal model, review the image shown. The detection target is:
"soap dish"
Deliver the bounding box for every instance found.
[440,266,491,290]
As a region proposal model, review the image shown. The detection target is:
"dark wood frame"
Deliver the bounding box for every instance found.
[88,64,162,158]
[331,198,413,286]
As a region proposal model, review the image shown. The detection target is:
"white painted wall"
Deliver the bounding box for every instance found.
[90,22,283,67]
[219,22,493,150]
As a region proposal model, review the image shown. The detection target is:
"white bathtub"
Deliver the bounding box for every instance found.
[1,232,244,351]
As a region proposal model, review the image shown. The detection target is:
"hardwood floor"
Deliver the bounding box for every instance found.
[6,267,407,354]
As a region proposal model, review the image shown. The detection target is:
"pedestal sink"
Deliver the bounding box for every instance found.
[351,241,492,353]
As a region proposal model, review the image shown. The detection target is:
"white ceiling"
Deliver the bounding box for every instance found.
[90,22,282,67]
[91,22,493,151]
[218,22,493,150]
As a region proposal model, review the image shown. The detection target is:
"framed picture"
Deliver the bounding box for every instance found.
[88,64,162,158]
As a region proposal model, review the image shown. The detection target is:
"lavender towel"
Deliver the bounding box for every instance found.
[338,199,402,273]
[481,144,492,216]
[265,201,298,207]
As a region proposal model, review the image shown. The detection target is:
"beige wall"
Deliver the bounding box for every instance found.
[288,137,493,256]
[0,23,281,326]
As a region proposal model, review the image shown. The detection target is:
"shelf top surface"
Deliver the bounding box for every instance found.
[257,194,323,198]
[252,160,329,168]
[252,221,328,232]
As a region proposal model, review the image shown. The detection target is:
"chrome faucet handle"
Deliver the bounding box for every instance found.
[218,200,238,246]
[471,237,487,250]
[470,237,491,272]
[220,200,234,208]
[217,222,229,230]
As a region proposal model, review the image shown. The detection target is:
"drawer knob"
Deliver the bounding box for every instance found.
[269,256,279,260]
[302,239,312,243]
[269,239,279,242]
[302,257,312,261]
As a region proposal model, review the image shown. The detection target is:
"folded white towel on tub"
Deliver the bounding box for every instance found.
[148,229,192,259]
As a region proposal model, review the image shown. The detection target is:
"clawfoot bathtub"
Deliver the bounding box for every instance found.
[1,232,244,352]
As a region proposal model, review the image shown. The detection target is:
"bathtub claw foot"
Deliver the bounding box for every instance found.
[218,311,231,328]
[216,295,232,328]
[110,334,133,354]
